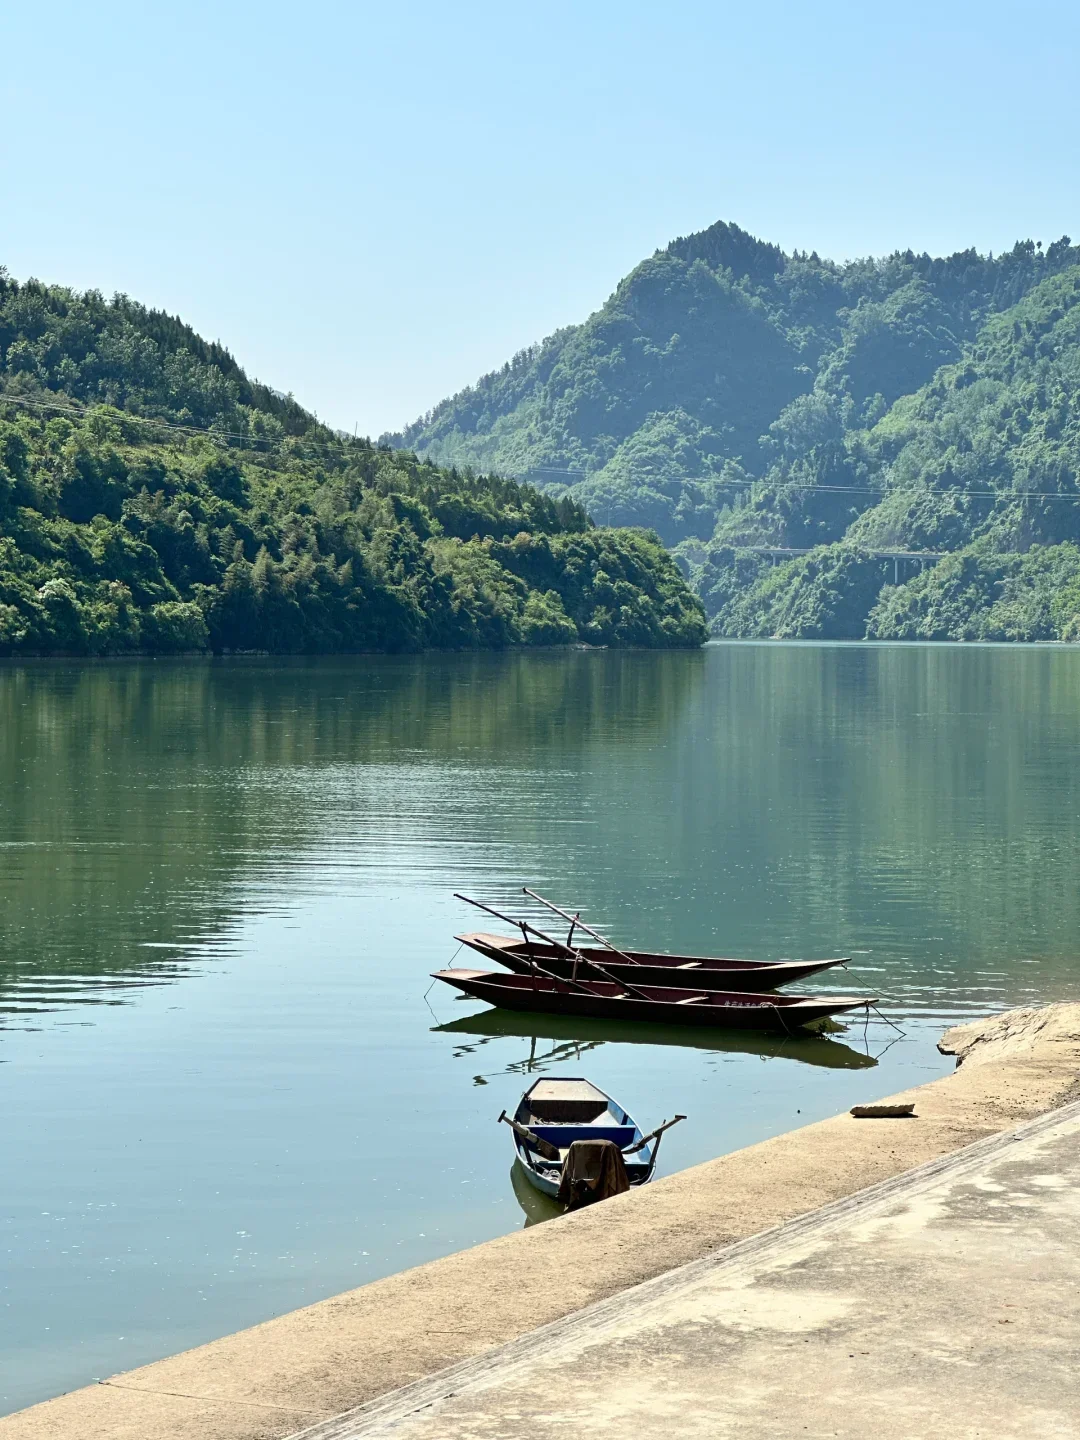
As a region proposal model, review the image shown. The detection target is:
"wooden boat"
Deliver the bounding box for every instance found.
[504,1077,668,1199]
[433,968,876,1033]
[456,931,850,991]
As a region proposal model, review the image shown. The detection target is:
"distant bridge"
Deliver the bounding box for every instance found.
[739,548,949,583]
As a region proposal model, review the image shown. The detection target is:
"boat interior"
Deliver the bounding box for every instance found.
[457,932,787,970]
[518,1079,644,1159]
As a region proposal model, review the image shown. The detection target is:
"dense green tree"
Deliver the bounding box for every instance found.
[388,222,1080,642]
[0,271,706,655]
[866,545,1080,642]
[388,224,1080,544]
[686,259,1080,638]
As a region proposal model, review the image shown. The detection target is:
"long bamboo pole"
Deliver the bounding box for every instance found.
[453,894,654,1001]
[453,895,610,995]
[523,888,640,966]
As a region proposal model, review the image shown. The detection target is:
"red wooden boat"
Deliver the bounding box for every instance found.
[432,968,876,1033]
[456,931,850,992]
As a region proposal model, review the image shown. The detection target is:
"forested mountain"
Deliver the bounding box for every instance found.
[0,271,706,656]
[389,223,1080,641]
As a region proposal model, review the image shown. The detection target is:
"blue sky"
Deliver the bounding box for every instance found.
[2,0,1077,436]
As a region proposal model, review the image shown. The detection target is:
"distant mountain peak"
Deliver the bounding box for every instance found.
[387,221,1080,642]
[662,219,786,285]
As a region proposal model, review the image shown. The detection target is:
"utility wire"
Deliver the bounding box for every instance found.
[2,392,1078,502]
[0,393,365,451]
[0,394,504,485]
[725,483,1080,499]
[531,471,1080,501]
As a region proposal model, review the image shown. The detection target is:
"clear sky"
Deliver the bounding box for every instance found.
[2,0,1077,437]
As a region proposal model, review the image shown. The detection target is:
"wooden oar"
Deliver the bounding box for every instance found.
[453,895,598,994]
[454,893,655,1002]
[498,1110,561,1162]
[523,888,641,966]
[622,1114,687,1155]
[455,894,582,961]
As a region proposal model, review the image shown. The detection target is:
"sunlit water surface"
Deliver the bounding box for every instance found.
[2,644,1079,1412]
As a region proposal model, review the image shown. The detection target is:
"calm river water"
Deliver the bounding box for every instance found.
[3,644,1080,1413]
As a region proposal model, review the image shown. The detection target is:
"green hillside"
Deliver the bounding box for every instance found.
[389,223,1080,641]
[0,271,706,655]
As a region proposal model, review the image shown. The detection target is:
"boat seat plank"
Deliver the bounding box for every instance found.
[526,1080,611,1123]
[529,1080,607,1104]
[527,1124,637,1148]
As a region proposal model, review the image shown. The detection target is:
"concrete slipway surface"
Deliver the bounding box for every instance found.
[5,1004,1080,1440]
[302,1087,1080,1440]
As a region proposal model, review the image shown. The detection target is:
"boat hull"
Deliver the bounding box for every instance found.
[435,968,875,1033]
[455,933,849,991]
[516,1154,564,1199]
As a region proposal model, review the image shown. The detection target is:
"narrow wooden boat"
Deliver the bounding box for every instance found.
[433,968,876,1032]
[456,931,850,991]
[505,1078,661,1199]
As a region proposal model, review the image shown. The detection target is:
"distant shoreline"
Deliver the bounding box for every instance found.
[6,636,1080,664]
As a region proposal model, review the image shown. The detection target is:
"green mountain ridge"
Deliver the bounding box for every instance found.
[388,222,1080,641]
[0,270,706,656]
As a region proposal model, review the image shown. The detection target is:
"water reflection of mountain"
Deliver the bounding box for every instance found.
[5,643,1080,1028]
[0,652,706,1018]
[523,643,1080,1005]
[433,1008,877,1071]
[694,644,1080,974]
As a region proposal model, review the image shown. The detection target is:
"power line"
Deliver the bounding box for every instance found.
[0,395,543,492]
[0,393,473,478]
[2,392,1078,503]
[735,482,1080,499]
[525,470,1080,501]
[0,393,355,451]
[0,394,585,506]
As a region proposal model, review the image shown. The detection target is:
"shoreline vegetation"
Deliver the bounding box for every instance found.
[389,222,1080,643]
[0,641,620,661]
[0,270,707,658]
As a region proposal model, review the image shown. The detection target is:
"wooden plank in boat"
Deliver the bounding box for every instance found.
[530,1080,607,1105]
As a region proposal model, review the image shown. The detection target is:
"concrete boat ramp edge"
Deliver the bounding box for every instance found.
[3,1002,1080,1440]
[297,1096,1080,1439]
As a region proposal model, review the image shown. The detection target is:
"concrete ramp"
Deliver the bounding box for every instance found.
[299,1100,1080,1440]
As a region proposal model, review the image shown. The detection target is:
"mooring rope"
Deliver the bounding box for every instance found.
[869,1003,906,1037]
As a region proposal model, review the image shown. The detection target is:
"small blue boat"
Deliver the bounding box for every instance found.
[502,1077,682,1200]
